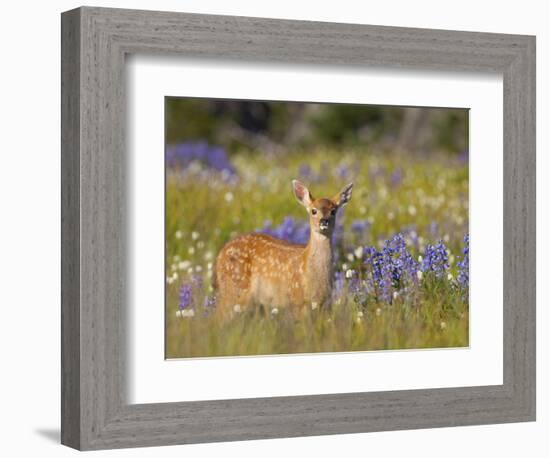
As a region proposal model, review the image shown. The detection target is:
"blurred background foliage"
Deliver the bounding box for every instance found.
[166,98,468,155]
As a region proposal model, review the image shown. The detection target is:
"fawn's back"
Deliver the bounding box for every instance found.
[215,233,309,314]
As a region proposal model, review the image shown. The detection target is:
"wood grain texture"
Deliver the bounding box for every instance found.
[60,7,81,450]
[60,6,536,450]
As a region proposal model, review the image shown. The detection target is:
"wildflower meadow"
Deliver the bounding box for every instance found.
[165,100,469,358]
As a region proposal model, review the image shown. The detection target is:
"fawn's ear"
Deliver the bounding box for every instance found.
[292,180,313,208]
[333,182,353,207]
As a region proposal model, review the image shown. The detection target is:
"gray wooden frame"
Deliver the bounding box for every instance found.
[61,6,536,451]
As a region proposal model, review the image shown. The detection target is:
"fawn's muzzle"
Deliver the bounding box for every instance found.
[319,219,330,230]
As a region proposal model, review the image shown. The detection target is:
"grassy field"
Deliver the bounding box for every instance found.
[165,146,469,358]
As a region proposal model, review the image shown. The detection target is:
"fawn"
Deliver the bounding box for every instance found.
[214,180,353,318]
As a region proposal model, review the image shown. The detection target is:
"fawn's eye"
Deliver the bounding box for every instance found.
[330,209,337,216]
[311,209,318,215]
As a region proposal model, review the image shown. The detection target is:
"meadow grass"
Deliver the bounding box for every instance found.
[165,147,469,358]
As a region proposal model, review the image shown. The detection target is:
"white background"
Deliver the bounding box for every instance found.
[129,58,503,403]
[0,0,547,457]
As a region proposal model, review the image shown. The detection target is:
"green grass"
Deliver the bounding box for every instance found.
[165,147,469,358]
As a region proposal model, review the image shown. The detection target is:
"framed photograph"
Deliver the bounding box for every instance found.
[61,6,535,450]
[163,98,471,359]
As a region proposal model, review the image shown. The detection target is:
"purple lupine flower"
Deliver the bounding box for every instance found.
[258,217,310,245]
[363,245,385,293]
[385,234,419,285]
[178,283,193,310]
[390,167,403,187]
[166,141,237,177]
[421,241,450,278]
[333,270,345,299]
[377,235,414,284]
[201,294,217,316]
[348,272,362,298]
[362,234,419,303]
[335,164,350,180]
[331,210,345,252]
[350,219,370,235]
[429,222,439,238]
[298,163,325,183]
[203,295,216,308]
[298,164,313,180]
[377,256,394,303]
[457,234,469,289]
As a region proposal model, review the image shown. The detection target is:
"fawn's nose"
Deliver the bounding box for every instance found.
[320,218,330,228]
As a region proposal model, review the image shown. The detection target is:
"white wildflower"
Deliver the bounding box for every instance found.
[207,262,213,271]
[440,321,447,330]
[191,231,200,240]
[188,246,195,255]
[417,270,423,281]
[393,291,399,300]
[357,311,364,318]
[375,307,382,316]
[354,246,363,259]
[346,253,355,262]
[418,255,423,263]
[233,304,241,313]
[204,251,213,261]
[197,240,205,249]
[271,308,279,316]
[176,309,195,318]
[224,192,234,202]
[175,230,183,239]
[188,161,202,174]
[345,269,354,279]
[447,273,453,281]
[408,205,417,216]
[195,265,203,272]
[342,263,349,271]
[178,260,191,270]
[311,301,318,310]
